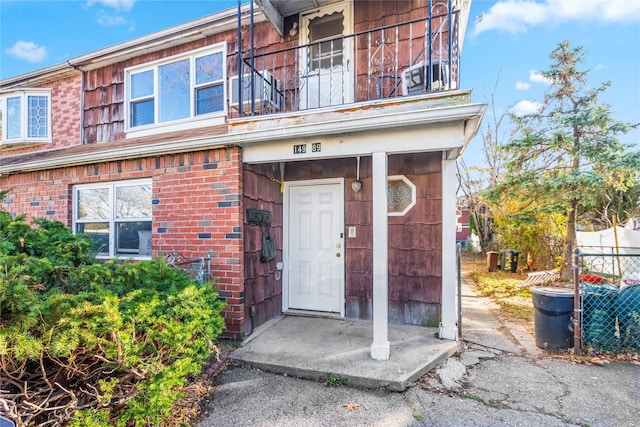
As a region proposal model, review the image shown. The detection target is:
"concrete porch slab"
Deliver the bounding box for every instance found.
[230,316,458,391]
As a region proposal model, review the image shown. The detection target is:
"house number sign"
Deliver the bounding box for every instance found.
[293,143,321,154]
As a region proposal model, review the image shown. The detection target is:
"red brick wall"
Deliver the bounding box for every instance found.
[1,74,82,156]
[0,169,73,224]
[0,146,246,338]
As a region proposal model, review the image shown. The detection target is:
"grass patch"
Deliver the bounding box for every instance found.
[325,373,348,387]
[467,394,484,403]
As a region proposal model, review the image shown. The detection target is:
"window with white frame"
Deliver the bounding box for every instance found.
[73,180,152,258]
[125,44,226,133]
[0,89,51,144]
[387,175,416,216]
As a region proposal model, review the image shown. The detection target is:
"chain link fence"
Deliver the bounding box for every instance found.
[578,249,640,354]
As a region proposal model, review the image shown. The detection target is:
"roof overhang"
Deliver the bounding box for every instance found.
[237,100,486,163]
[255,0,340,36]
[256,0,473,41]
[0,92,485,174]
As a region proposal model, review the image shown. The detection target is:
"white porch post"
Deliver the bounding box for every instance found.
[440,155,458,340]
[371,151,390,360]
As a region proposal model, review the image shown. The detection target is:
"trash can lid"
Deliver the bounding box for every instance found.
[530,286,574,297]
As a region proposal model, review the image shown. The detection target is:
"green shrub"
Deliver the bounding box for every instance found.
[0,207,226,426]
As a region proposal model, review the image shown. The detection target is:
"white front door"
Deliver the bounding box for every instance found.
[299,1,353,109]
[286,180,344,313]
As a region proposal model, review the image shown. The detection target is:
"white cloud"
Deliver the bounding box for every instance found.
[6,41,47,63]
[516,81,531,90]
[97,11,128,27]
[86,0,135,13]
[529,69,552,84]
[474,0,640,35]
[87,0,134,28]
[474,2,546,35]
[510,100,543,116]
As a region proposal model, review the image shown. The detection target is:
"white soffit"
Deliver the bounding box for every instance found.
[255,0,338,36]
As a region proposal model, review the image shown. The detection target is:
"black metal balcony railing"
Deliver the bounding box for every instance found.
[229,8,460,117]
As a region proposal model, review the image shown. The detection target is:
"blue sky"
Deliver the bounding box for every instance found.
[1,0,639,166]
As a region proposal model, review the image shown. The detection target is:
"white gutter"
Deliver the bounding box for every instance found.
[1,102,486,174]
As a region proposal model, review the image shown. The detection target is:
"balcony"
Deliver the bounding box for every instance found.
[228,8,461,119]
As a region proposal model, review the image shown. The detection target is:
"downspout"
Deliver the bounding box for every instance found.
[80,71,85,145]
[428,0,432,87]
[457,242,462,338]
[448,0,453,79]
[66,60,86,145]
[250,0,255,115]
[237,0,243,116]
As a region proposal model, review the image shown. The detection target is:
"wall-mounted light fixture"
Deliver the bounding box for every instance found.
[352,156,362,192]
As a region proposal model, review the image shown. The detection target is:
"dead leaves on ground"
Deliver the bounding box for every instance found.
[344,402,369,411]
[557,352,640,366]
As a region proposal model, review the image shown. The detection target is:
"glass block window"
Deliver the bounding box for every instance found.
[387,175,416,216]
[0,89,51,144]
[74,179,152,258]
[126,44,226,130]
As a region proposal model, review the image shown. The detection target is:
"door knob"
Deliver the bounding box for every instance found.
[336,252,341,257]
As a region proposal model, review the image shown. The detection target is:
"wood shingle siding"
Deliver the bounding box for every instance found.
[243,163,284,335]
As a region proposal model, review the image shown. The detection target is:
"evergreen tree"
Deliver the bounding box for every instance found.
[494,41,639,280]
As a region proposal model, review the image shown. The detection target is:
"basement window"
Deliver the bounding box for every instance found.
[387,175,416,216]
[73,179,152,258]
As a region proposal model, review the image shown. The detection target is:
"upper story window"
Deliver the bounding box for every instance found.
[0,89,51,145]
[308,11,344,70]
[73,179,152,259]
[125,43,226,136]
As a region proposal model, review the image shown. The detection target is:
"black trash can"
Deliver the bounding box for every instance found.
[531,286,574,351]
[500,249,520,272]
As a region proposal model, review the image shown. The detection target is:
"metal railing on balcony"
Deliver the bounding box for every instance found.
[229,7,460,117]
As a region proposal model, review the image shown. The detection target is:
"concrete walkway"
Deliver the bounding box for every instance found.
[459,272,542,357]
